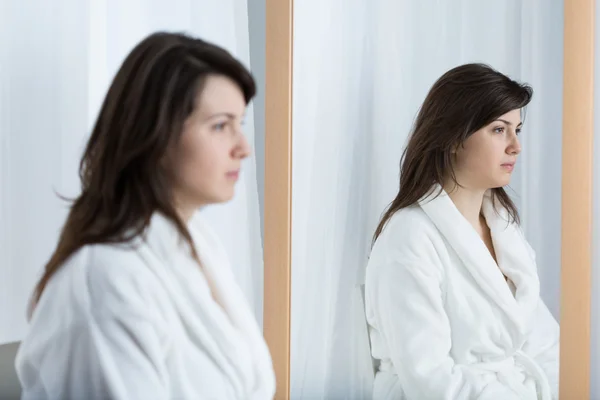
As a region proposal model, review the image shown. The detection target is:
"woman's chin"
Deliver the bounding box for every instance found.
[213,188,236,204]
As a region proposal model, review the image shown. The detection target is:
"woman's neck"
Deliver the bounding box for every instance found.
[443,182,486,228]
[173,196,205,223]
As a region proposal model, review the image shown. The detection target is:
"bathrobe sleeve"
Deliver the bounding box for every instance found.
[369,258,523,400]
[522,299,560,399]
[18,259,172,400]
[53,307,170,399]
[519,236,560,399]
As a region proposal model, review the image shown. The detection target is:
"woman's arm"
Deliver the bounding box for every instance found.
[521,299,560,399]
[368,259,523,400]
[19,307,171,400]
[518,231,560,399]
[17,256,171,400]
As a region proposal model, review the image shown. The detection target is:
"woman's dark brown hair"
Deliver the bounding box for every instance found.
[30,32,256,312]
[373,63,533,243]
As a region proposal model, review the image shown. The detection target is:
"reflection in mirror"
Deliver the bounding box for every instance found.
[365,64,558,400]
[290,1,563,399]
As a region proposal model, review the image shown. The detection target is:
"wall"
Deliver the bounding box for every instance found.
[0,342,20,399]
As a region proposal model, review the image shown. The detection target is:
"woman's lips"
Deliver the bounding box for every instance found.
[501,163,515,172]
[226,170,240,180]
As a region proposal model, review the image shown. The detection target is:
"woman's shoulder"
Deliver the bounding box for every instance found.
[87,242,163,296]
[368,206,446,280]
[21,243,171,377]
[40,241,167,320]
[375,205,441,249]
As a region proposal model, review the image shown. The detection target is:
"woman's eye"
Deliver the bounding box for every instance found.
[494,126,505,134]
[516,128,522,136]
[213,122,227,131]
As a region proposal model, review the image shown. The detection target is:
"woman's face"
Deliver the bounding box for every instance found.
[453,109,522,190]
[169,74,250,217]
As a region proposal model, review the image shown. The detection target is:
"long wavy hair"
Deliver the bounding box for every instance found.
[373,63,532,243]
[30,32,256,313]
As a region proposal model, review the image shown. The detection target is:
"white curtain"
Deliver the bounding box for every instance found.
[0,0,264,345]
[291,1,563,398]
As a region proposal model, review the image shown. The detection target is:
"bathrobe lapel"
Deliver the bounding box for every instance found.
[418,186,540,337]
[137,212,274,399]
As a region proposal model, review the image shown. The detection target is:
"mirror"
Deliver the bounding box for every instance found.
[262,0,594,399]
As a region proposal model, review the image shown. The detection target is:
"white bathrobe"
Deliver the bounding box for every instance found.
[15,212,275,400]
[364,187,559,400]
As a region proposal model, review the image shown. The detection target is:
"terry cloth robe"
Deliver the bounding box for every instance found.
[364,186,559,400]
[16,212,275,400]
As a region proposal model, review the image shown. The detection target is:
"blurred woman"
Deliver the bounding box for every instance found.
[16,32,275,400]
